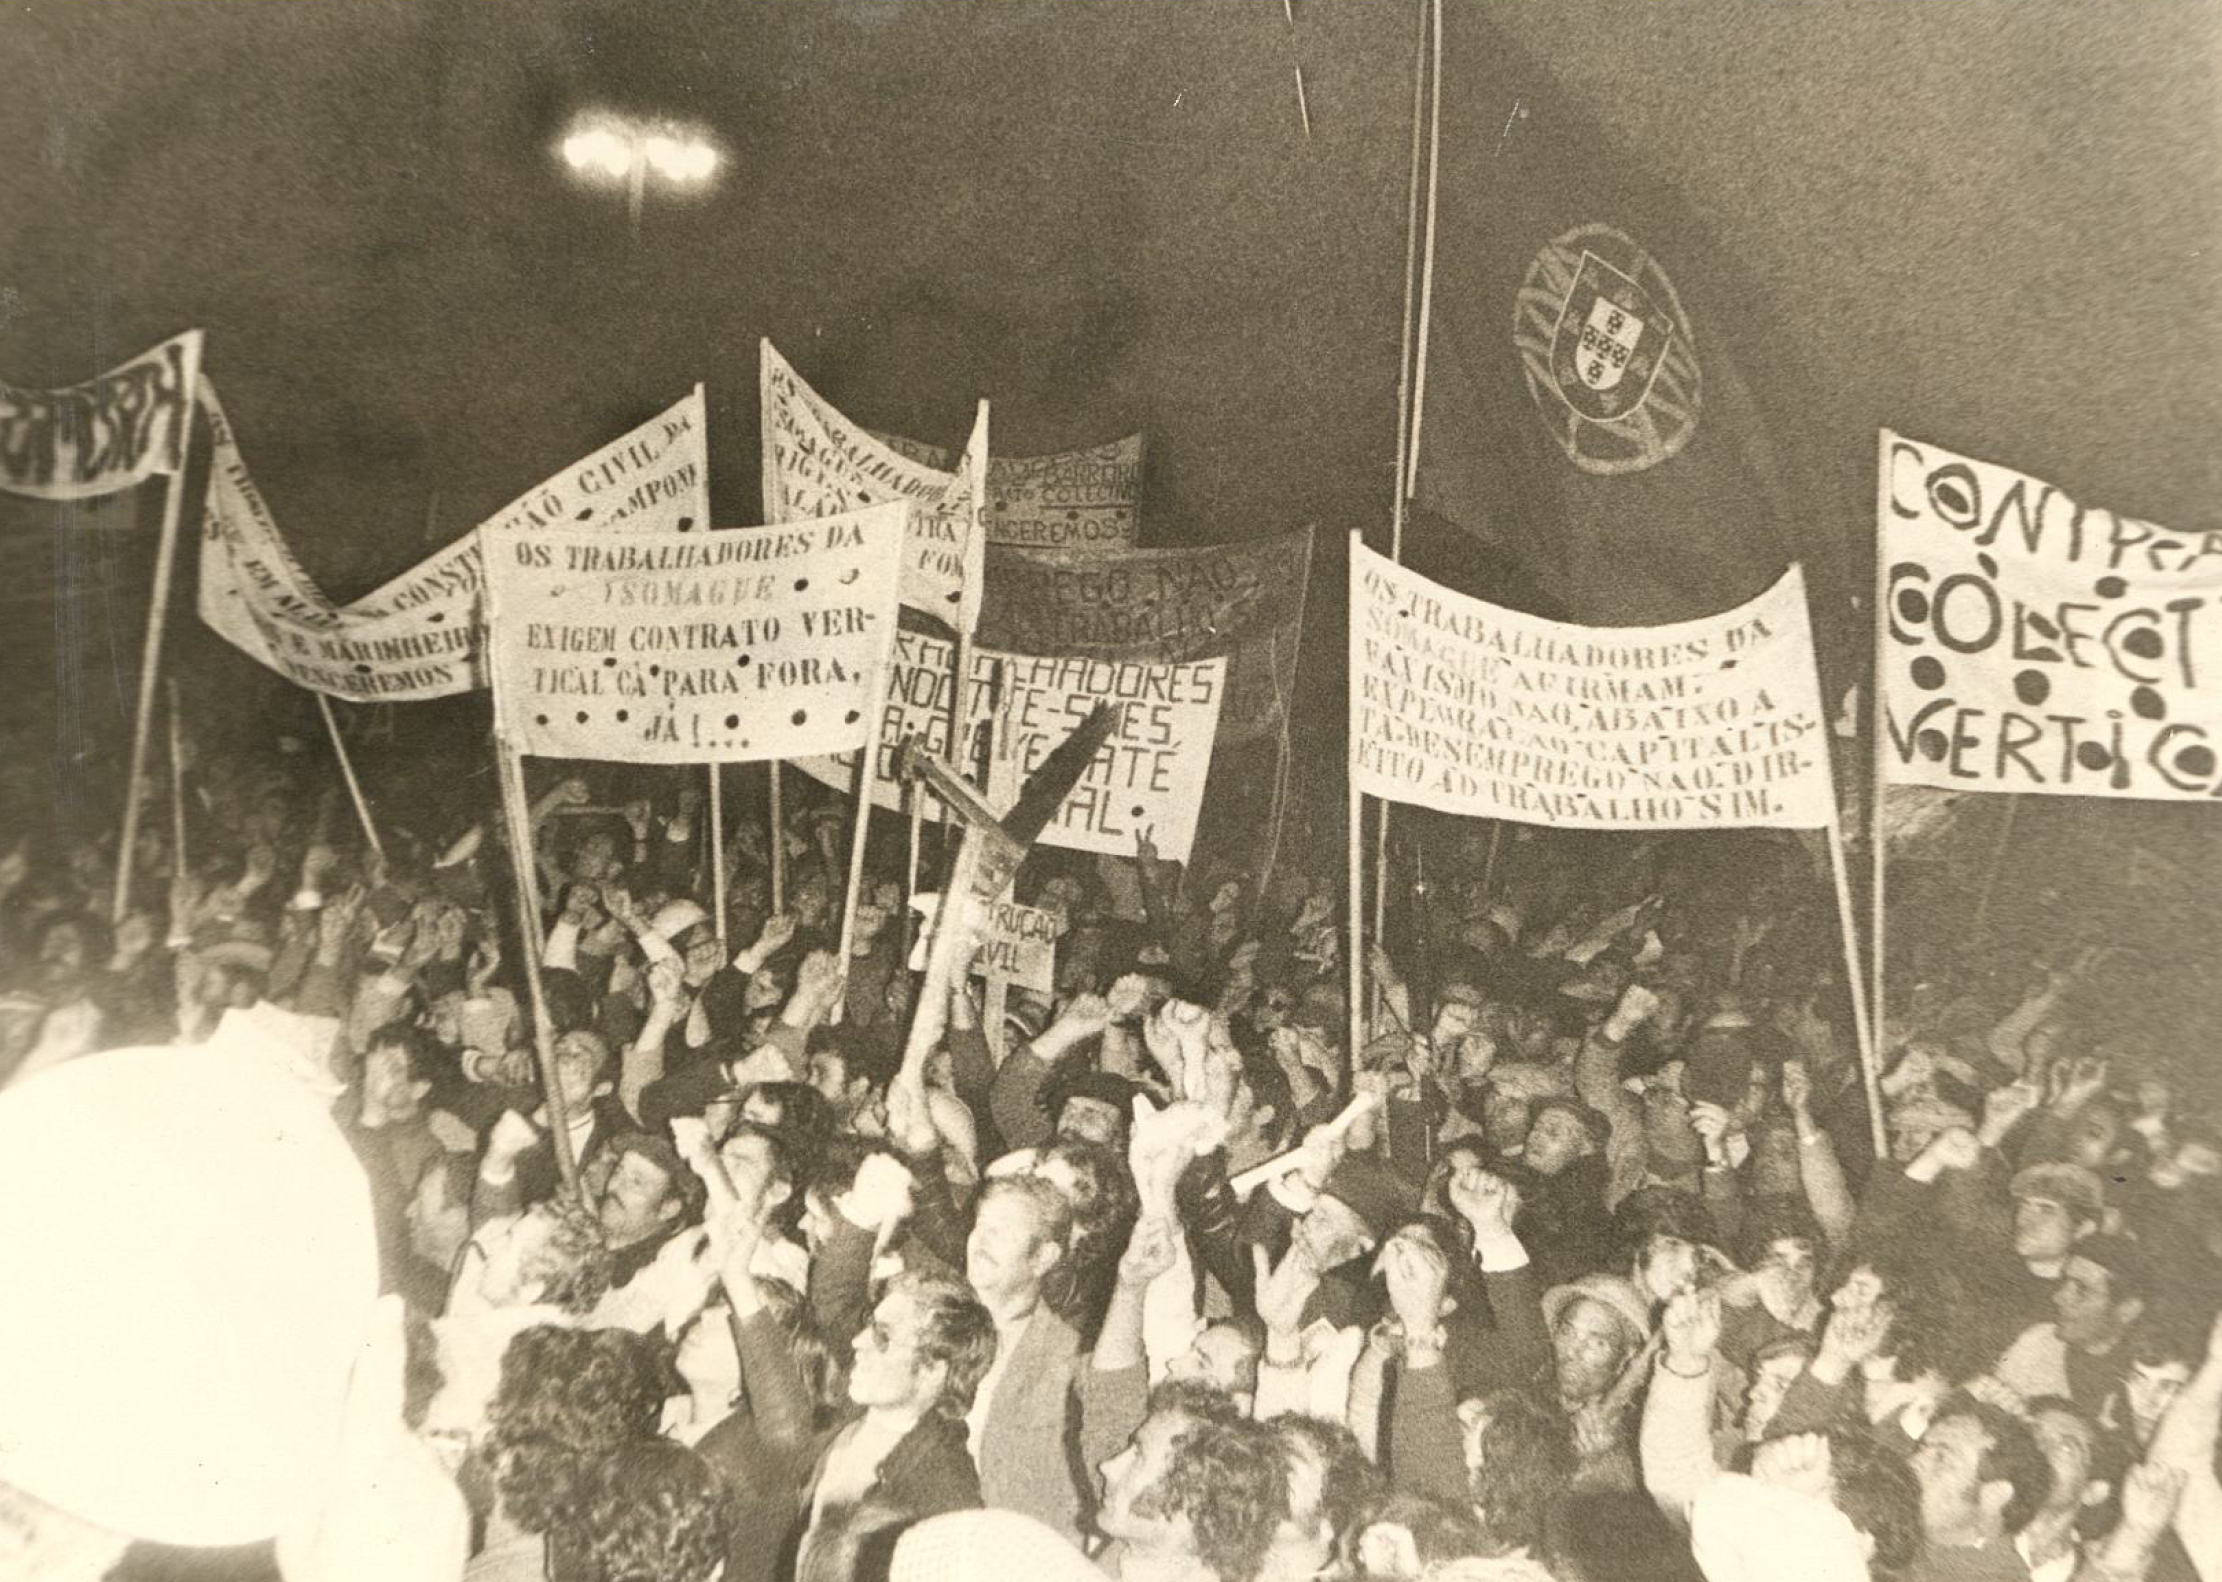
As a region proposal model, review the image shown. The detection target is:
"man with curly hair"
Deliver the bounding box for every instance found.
[571,1441,734,1582]
[470,1325,669,1582]
[1098,1383,1291,1582]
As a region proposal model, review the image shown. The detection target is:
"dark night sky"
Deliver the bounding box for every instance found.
[4,1,2216,594]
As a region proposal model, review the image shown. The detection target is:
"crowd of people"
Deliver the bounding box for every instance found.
[1,723,2217,1582]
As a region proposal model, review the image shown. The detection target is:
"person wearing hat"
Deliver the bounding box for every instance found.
[1239,1148,1417,1332]
[1511,1096,1618,1289]
[1990,1161,2108,1344]
[1539,1271,1655,1491]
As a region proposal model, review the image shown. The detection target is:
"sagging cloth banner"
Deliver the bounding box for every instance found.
[974,529,1309,747]
[760,340,987,629]
[1350,539,1835,830]
[794,630,1226,863]
[0,331,202,501]
[484,505,905,765]
[871,429,1143,550]
[199,383,709,701]
[1880,432,2222,800]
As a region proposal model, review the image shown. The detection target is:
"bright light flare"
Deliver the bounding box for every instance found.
[558,111,723,191]
[562,125,635,181]
[644,134,719,184]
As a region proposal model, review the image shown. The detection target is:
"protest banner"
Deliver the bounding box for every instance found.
[975,529,1309,745]
[904,891,1063,995]
[5,331,216,924]
[760,340,987,627]
[795,632,1226,863]
[983,650,1225,863]
[0,332,201,501]
[483,504,905,766]
[1349,539,1836,830]
[199,383,709,701]
[1876,430,2222,801]
[871,429,1142,550]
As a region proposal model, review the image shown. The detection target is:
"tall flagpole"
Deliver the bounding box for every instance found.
[1866,429,1892,1135]
[1371,0,1443,1023]
[832,550,905,1025]
[1344,533,1367,1100]
[114,350,202,925]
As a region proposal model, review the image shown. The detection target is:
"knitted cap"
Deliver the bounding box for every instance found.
[1540,1272,1654,1347]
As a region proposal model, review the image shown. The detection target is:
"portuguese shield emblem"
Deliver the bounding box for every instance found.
[1514,224,1702,475]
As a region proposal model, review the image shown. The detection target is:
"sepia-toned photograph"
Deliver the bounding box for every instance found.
[0,5,2217,1581]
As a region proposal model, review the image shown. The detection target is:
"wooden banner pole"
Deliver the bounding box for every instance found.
[710,761,728,947]
[316,693,385,861]
[1828,819,1889,1161]
[493,742,583,1203]
[114,436,196,925]
[1866,429,1893,1146]
[1344,531,1367,1100]
[769,760,786,914]
[167,679,189,889]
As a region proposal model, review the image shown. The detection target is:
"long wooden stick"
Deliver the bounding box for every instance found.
[167,679,188,888]
[769,760,786,913]
[1827,819,1888,1161]
[1369,0,1439,1035]
[316,693,385,860]
[494,742,582,1202]
[1867,429,1892,1139]
[1344,532,1367,1100]
[114,433,196,924]
[709,762,728,946]
[831,622,901,1025]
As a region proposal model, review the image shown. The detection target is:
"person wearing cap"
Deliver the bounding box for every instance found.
[1539,1271,1654,1491]
[1990,1161,2109,1344]
[1511,1095,1617,1289]
[1988,1236,2153,1418]
[1241,1147,1417,1333]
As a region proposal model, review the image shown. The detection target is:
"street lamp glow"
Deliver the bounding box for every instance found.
[562,126,635,181]
[558,112,722,189]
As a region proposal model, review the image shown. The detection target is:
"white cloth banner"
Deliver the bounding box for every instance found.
[0,331,201,500]
[1351,539,1835,829]
[1879,431,2222,800]
[484,505,905,765]
[198,382,708,701]
[759,340,986,628]
[871,429,1142,550]
[904,891,1063,995]
[794,630,1226,863]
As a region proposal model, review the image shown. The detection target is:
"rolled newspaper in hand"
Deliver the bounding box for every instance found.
[1228,1089,1383,1199]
